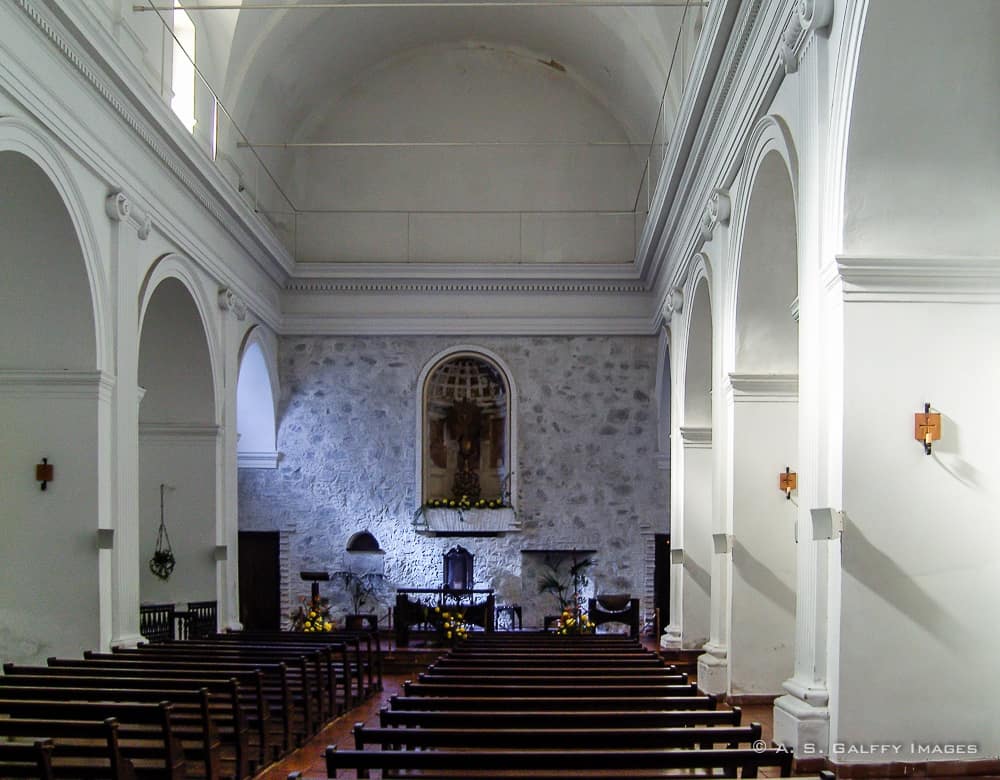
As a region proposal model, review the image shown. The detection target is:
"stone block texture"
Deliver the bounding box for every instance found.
[238,336,667,627]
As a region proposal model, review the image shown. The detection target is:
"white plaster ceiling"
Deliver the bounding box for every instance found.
[187,2,703,265]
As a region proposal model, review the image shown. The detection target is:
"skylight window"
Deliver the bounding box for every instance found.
[170,1,196,133]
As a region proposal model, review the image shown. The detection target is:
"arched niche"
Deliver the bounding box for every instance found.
[137,275,219,613]
[684,274,714,427]
[727,143,798,698]
[237,328,278,469]
[0,150,103,663]
[415,346,519,535]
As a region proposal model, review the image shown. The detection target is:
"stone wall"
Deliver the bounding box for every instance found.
[238,335,667,628]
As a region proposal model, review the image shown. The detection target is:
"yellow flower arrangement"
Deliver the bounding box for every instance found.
[289,593,336,632]
[555,606,594,635]
[428,605,469,643]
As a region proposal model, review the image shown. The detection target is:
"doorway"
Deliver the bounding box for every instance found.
[654,533,671,632]
[238,531,281,630]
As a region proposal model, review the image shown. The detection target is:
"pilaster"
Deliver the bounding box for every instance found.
[698,531,732,695]
[217,287,247,631]
[106,189,152,649]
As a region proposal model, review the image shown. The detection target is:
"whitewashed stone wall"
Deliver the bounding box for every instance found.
[238,336,667,627]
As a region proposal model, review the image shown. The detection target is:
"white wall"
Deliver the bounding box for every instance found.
[680,441,713,649]
[837,300,1000,758]
[730,398,797,695]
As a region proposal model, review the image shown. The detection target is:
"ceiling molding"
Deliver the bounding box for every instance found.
[286,278,648,295]
[281,314,654,336]
[292,260,644,282]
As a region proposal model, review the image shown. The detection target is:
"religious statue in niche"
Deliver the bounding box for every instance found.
[423,355,509,505]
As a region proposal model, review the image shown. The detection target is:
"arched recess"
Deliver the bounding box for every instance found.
[137,271,220,615]
[674,266,714,651]
[236,326,279,469]
[727,138,799,697]
[0,149,105,662]
[415,345,519,512]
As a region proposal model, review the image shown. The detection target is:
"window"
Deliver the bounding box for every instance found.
[170,1,196,133]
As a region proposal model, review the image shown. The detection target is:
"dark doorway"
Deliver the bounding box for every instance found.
[653,534,670,632]
[238,531,281,630]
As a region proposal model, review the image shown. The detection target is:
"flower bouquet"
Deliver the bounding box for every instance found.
[289,593,336,632]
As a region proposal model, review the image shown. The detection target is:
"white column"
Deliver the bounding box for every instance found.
[697,530,731,695]
[106,191,152,648]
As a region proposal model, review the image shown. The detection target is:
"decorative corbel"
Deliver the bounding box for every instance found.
[218,287,248,321]
[699,189,731,242]
[105,190,152,240]
[779,0,835,74]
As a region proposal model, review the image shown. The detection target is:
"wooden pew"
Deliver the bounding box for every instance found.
[353,721,764,750]
[0,700,185,780]
[319,744,794,778]
[150,640,343,723]
[0,717,135,780]
[416,671,690,686]
[402,679,699,698]
[0,682,228,780]
[107,644,323,741]
[379,705,744,729]
[8,662,271,772]
[79,653,294,756]
[387,693,718,711]
[0,739,55,780]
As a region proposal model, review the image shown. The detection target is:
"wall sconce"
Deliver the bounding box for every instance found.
[779,466,797,500]
[914,403,941,455]
[35,458,54,491]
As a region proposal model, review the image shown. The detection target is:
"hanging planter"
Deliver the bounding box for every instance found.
[149,483,176,580]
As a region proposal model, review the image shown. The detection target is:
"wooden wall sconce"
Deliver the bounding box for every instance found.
[36,458,53,491]
[914,403,941,455]
[779,466,797,500]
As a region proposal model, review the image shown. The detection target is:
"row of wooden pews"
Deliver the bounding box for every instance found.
[303,632,810,778]
[0,628,383,780]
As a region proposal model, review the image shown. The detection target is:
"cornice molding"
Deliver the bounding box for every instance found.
[0,369,115,400]
[727,372,799,400]
[281,315,654,336]
[238,451,279,469]
[778,0,835,75]
[139,422,221,440]
[836,255,1000,302]
[679,425,713,447]
[293,261,644,283]
[285,279,648,295]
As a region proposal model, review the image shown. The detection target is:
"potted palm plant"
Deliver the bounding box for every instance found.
[331,569,388,630]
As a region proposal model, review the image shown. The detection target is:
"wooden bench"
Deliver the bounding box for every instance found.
[8,662,271,773]
[353,721,764,750]
[416,671,690,686]
[0,682,227,780]
[387,693,719,711]
[79,653,295,755]
[0,700,185,780]
[402,679,699,698]
[107,644,324,742]
[379,705,743,729]
[317,744,793,778]
[0,717,135,780]
[0,739,55,780]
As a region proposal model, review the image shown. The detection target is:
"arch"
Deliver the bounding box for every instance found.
[137,274,219,612]
[730,142,799,375]
[725,124,799,698]
[138,254,223,425]
[236,325,279,468]
[346,531,382,552]
[841,0,1000,257]
[0,146,104,663]
[682,258,714,428]
[415,344,519,509]
[0,118,109,372]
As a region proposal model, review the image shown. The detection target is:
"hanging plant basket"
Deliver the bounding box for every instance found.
[150,483,175,580]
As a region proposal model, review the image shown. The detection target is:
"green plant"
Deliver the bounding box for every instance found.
[331,570,387,615]
[537,553,594,611]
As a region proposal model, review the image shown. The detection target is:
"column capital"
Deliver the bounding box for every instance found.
[699,189,731,241]
[218,287,248,321]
